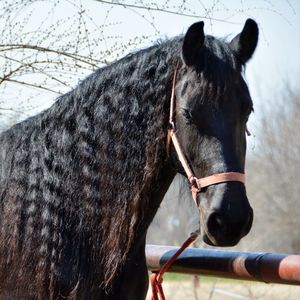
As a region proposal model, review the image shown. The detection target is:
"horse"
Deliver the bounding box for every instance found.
[0,19,258,299]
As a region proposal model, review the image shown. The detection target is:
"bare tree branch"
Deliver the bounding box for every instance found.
[94,0,240,24]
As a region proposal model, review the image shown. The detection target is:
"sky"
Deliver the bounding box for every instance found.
[0,0,299,135]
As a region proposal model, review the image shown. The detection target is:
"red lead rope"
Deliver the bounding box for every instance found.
[150,231,199,300]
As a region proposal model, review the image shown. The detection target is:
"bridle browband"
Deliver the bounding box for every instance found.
[166,65,245,206]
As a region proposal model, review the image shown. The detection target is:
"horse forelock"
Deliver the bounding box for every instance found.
[185,35,241,107]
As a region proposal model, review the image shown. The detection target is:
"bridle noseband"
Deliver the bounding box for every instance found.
[166,66,245,206]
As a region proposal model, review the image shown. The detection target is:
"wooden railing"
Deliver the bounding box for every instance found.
[146,245,300,285]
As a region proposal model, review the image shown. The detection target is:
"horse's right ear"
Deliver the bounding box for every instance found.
[230,19,259,64]
[182,21,205,66]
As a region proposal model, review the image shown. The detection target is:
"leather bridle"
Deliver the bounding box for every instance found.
[166,65,246,206]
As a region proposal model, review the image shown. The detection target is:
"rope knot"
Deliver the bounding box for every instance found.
[150,232,200,300]
[151,272,163,284]
[150,272,165,300]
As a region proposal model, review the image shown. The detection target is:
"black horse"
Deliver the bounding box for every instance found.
[0,19,258,299]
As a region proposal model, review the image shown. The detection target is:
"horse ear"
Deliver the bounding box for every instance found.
[182,21,205,66]
[230,19,259,64]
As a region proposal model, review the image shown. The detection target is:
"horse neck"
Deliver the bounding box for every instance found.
[85,44,181,286]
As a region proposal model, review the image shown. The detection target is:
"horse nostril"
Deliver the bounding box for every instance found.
[207,212,226,235]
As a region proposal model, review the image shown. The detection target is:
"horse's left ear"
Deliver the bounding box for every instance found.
[182,21,205,66]
[230,19,259,64]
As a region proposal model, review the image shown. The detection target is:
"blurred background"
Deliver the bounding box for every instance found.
[1,1,300,299]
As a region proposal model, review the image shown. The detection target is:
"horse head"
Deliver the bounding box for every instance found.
[170,19,258,246]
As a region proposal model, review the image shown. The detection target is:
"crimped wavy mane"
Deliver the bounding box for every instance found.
[0,38,181,297]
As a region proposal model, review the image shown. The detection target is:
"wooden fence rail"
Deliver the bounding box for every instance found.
[146,245,300,285]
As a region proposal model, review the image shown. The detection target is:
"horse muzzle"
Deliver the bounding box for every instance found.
[199,182,253,247]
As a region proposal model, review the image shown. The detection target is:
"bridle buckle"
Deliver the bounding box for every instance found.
[189,176,200,192]
[169,121,175,131]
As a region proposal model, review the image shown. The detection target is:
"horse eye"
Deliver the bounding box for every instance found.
[182,108,193,123]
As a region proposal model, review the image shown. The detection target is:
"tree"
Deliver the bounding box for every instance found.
[242,84,300,253]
